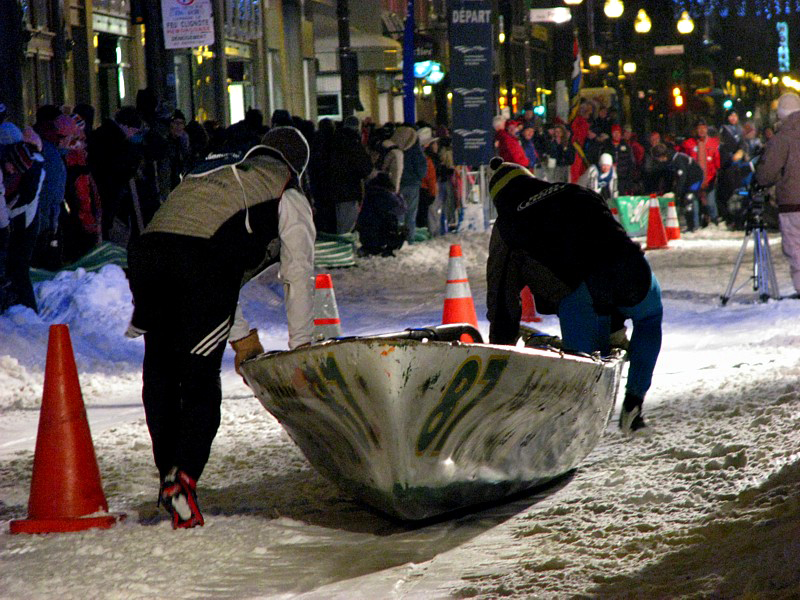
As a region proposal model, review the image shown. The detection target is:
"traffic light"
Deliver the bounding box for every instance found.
[673,86,684,109]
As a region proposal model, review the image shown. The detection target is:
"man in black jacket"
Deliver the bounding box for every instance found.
[650,143,704,232]
[486,158,662,433]
[331,116,374,233]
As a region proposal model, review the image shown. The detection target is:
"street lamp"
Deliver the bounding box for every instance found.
[603,0,624,19]
[677,11,694,35]
[633,9,651,33]
[623,61,636,74]
[588,54,602,67]
[563,0,583,4]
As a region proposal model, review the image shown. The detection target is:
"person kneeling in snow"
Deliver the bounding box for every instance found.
[126,127,315,528]
[485,157,662,433]
[357,171,407,256]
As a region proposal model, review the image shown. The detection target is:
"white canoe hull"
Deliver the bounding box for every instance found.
[241,337,622,520]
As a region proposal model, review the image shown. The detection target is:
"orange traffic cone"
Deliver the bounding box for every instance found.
[645,194,669,250]
[10,325,125,534]
[442,244,479,342]
[313,274,342,341]
[520,286,542,322]
[665,201,681,240]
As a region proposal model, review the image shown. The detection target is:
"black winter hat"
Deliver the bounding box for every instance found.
[488,156,535,203]
[261,126,309,177]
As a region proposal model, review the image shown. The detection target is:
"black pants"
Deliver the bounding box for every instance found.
[7,215,39,312]
[143,327,227,482]
[131,234,241,482]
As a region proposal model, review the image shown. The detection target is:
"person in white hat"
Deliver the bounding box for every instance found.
[577,152,618,204]
[417,126,443,236]
[757,92,800,296]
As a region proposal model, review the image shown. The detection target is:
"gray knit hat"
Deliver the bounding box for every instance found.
[777,92,800,121]
[261,126,310,177]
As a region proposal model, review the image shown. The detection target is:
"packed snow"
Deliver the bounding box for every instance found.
[1,225,800,599]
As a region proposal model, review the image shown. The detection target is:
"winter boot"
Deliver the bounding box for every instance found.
[618,392,647,433]
[159,467,205,529]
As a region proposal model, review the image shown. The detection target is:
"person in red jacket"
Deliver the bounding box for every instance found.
[680,118,720,228]
[569,102,593,183]
[493,116,529,167]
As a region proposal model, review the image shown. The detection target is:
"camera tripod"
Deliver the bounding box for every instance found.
[721,214,780,305]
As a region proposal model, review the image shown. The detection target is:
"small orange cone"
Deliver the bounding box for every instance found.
[442,244,479,342]
[520,286,542,322]
[645,194,669,250]
[10,325,125,534]
[313,274,343,341]
[665,201,681,240]
[610,206,621,223]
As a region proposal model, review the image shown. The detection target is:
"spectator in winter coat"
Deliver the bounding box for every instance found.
[2,142,45,312]
[520,124,541,169]
[166,110,190,191]
[485,158,662,432]
[642,131,670,195]
[717,109,748,223]
[578,152,618,204]
[569,102,593,183]
[417,127,441,236]
[493,116,529,167]
[396,125,428,242]
[329,116,374,233]
[33,108,74,270]
[184,120,209,172]
[125,127,315,529]
[756,92,800,296]
[357,171,406,256]
[600,125,636,195]
[371,126,405,194]
[544,124,575,183]
[681,118,721,227]
[308,118,337,233]
[63,118,102,262]
[651,143,704,231]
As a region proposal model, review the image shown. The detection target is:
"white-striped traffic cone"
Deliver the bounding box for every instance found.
[665,201,681,240]
[442,244,479,342]
[313,274,342,341]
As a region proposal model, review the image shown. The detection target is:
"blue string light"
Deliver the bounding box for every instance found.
[672,0,792,18]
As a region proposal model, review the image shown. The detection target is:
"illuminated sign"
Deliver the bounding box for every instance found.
[777,22,791,73]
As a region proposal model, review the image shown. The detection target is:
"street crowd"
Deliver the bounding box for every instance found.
[0,91,467,314]
[493,101,771,232]
[2,88,799,317]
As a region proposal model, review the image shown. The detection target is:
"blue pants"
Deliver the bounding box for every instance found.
[558,274,662,399]
[401,185,420,242]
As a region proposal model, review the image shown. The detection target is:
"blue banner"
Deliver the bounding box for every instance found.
[449,0,494,166]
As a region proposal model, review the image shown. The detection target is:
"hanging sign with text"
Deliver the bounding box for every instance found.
[449,0,494,166]
[162,0,215,50]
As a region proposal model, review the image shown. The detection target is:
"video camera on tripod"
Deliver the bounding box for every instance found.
[721,148,781,305]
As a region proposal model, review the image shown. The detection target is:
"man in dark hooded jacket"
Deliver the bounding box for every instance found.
[485,157,662,432]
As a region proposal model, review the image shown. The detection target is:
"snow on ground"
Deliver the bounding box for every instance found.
[2,225,800,599]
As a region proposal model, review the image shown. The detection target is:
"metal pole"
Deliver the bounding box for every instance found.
[212,0,228,124]
[337,0,359,118]
[402,0,416,123]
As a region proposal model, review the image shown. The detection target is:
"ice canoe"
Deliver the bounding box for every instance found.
[241,327,623,520]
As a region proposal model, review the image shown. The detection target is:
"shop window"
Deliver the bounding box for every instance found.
[317,94,340,118]
[227,60,253,125]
